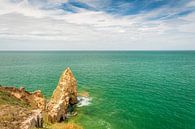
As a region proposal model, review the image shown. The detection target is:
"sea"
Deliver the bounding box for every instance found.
[0,51,194,129]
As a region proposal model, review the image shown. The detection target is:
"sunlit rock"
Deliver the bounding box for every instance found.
[47,67,78,123]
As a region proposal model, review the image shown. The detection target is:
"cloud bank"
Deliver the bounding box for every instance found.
[0,0,195,50]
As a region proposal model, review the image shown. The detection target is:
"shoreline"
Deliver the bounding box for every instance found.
[0,67,84,129]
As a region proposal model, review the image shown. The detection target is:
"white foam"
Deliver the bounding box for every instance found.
[77,96,92,107]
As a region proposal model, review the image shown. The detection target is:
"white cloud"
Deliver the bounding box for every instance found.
[0,0,194,50]
[186,1,195,7]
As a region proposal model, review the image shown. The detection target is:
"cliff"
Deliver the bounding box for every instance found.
[0,87,44,129]
[47,67,78,123]
[0,86,46,110]
[0,68,77,129]
[0,67,79,129]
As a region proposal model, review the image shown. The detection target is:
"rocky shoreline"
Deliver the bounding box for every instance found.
[0,67,80,129]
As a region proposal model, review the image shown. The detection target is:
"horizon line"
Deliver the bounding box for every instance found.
[0,49,195,52]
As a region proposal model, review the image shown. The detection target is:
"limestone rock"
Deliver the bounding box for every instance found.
[47,67,78,123]
[20,109,43,129]
[0,95,43,129]
[31,90,46,110]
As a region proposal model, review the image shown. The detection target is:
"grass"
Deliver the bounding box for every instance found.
[0,90,29,107]
[45,122,83,129]
[0,89,84,129]
[42,110,83,129]
[0,90,32,129]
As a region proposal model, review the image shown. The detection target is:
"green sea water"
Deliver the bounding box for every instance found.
[0,51,194,129]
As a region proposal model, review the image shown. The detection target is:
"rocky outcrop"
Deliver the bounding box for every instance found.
[0,67,78,128]
[20,109,43,129]
[0,86,45,129]
[0,86,46,110]
[0,99,43,129]
[47,67,78,123]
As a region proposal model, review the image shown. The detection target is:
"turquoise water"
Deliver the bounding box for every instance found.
[0,51,195,129]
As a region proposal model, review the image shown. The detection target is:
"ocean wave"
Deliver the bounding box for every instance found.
[77,96,92,107]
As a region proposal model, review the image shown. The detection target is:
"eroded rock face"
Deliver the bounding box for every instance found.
[0,86,46,110]
[20,109,43,129]
[47,67,78,123]
[0,87,44,129]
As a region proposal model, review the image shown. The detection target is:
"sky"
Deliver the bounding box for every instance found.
[0,0,195,50]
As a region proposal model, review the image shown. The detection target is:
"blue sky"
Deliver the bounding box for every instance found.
[0,0,195,50]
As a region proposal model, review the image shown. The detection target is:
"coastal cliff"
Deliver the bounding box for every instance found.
[0,86,46,110]
[47,67,78,123]
[0,86,44,129]
[0,67,79,129]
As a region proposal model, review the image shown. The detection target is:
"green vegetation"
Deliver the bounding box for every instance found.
[42,119,83,129]
[48,122,83,129]
[0,90,32,129]
[42,109,83,129]
[0,90,83,129]
[0,90,29,107]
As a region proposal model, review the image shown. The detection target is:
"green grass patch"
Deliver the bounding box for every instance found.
[0,90,29,108]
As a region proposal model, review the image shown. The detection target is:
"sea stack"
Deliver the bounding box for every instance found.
[47,67,78,123]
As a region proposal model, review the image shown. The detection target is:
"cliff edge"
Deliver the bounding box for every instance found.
[0,67,79,129]
[0,86,44,129]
